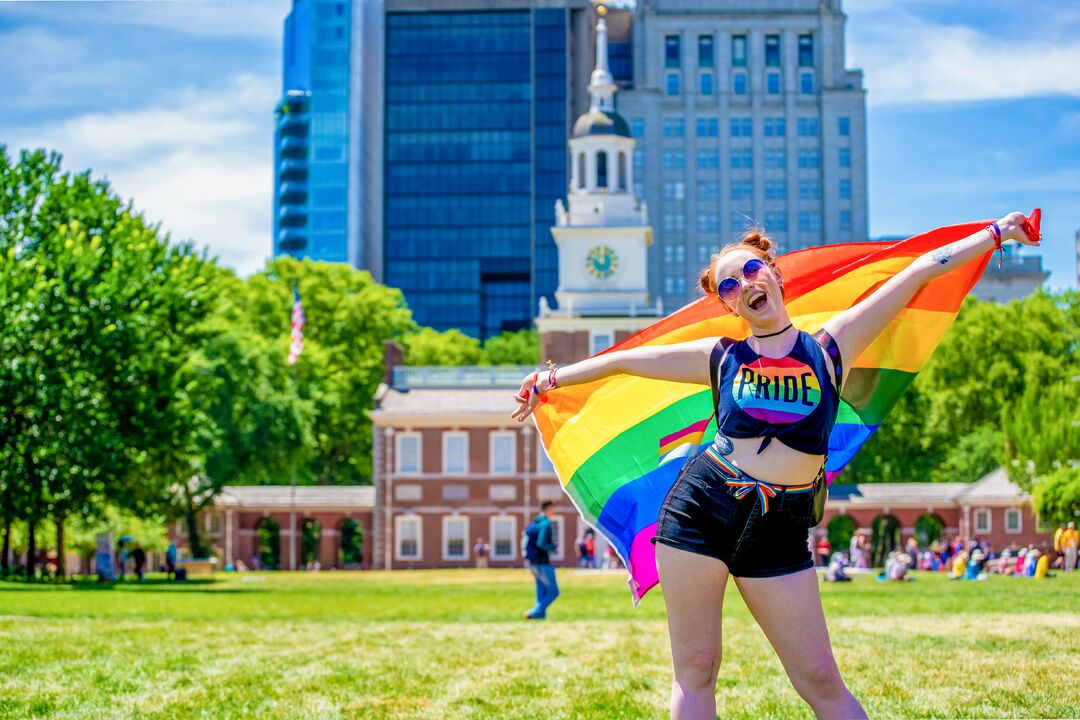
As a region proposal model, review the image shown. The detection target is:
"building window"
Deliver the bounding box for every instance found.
[442,515,468,560]
[537,435,554,474]
[731,210,752,232]
[974,508,991,534]
[632,117,645,137]
[395,515,421,560]
[698,34,714,68]
[730,117,752,137]
[633,149,644,170]
[443,431,468,475]
[838,116,850,136]
[765,181,786,200]
[799,212,821,232]
[663,213,686,231]
[490,515,517,560]
[764,211,788,231]
[662,118,685,137]
[731,34,747,67]
[490,484,516,501]
[732,72,747,95]
[839,210,852,232]
[797,117,819,136]
[663,243,687,263]
[577,153,585,189]
[697,245,713,264]
[798,33,814,67]
[595,151,607,188]
[766,72,781,95]
[662,181,685,200]
[1005,508,1022,533]
[590,331,613,355]
[696,117,718,137]
[205,514,220,535]
[548,515,565,561]
[730,179,753,201]
[696,182,718,201]
[490,431,515,474]
[666,72,680,96]
[394,484,422,501]
[765,149,786,168]
[798,180,821,200]
[839,148,851,168]
[662,150,685,169]
[617,152,627,191]
[800,72,814,94]
[798,149,820,168]
[697,213,719,233]
[700,72,714,96]
[665,34,681,69]
[396,432,421,474]
[730,150,752,169]
[765,34,781,67]
[633,181,644,198]
[663,276,687,295]
[697,150,719,169]
[839,179,851,199]
[764,117,786,137]
[442,484,468,501]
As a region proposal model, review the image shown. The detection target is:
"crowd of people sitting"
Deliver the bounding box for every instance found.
[818,522,1078,583]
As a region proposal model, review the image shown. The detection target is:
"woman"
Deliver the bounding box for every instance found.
[512,212,1039,719]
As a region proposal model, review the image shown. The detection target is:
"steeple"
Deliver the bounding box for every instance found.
[589,9,616,113]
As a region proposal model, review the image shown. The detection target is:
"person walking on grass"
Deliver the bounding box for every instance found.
[513,213,1040,719]
[474,538,489,569]
[1061,522,1078,572]
[523,500,559,620]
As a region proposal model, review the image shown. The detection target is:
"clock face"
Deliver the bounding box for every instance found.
[586,245,619,279]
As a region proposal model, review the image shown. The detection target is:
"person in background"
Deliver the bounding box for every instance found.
[824,552,851,583]
[523,500,559,620]
[1014,548,1027,575]
[131,543,147,583]
[996,549,1013,576]
[165,542,177,581]
[1034,549,1051,579]
[474,538,489,569]
[1061,522,1078,572]
[815,536,832,568]
[583,529,597,569]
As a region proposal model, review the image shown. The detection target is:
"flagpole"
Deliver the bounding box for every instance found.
[290,361,297,572]
[287,282,305,572]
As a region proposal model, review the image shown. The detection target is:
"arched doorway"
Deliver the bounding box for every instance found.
[256,517,281,571]
[915,514,944,548]
[827,514,857,557]
[870,514,901,568]
[339,518,364,569]
[301,518,321,568]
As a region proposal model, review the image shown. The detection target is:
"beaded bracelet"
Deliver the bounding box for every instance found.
[546,359,559,390]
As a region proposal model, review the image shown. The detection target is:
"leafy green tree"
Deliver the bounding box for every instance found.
[1001,367,1080,491]
[401,327,483,366]
[1031,466,1080,526]
[483,329,539,365]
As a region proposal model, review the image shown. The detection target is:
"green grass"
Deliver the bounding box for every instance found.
[1,569,1077,719]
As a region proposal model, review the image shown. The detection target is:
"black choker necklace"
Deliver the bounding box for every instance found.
[753,323,793,339]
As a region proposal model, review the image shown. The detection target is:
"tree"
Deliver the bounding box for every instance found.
[401,327,483,366]
[1001,367,1080,491]
[1031,467,1080,526]
[483,329,539,365]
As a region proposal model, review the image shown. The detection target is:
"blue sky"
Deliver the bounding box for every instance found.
[1,0,1077,288]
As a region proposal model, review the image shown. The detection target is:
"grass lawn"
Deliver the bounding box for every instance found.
[0,568,1077,719]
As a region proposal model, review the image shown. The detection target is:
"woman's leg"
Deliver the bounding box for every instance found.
[735,568,866,719]
[656,543,730,720]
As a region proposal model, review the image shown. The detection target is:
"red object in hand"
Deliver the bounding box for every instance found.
[1022,208,1041,243]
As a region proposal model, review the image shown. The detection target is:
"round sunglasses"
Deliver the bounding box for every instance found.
[716,257,767,303]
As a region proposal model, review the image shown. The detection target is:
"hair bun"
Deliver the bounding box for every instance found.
[698,267,715,294]
[741,231,773,254]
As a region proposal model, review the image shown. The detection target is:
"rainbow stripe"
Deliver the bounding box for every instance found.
[534,224,993,603]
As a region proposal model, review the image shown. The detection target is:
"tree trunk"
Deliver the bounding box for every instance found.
[1,520,10,575]
[55,516,66,580]
[26,520,36,582]
[186,502,205,559]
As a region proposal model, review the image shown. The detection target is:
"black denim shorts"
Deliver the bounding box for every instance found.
[653,447,816,578]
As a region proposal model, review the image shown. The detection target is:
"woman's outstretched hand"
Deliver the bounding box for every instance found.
[998,209,1042,246]
[511,374,541,422]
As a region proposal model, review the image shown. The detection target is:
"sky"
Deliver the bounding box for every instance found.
[0,0,1077,289]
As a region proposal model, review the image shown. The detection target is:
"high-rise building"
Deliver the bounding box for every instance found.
[380,1,594,338]
[615,0,869,311]
[274,0,380,266]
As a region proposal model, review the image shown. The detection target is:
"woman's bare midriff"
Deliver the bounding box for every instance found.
[721,435,825,485]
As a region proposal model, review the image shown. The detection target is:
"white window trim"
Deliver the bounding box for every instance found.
[490,515,517,561]
[973,508,991,534]
[1004,508,1023,534]
[395,431,422,476]
[395,514,422,561]
[442,431,469,475]
[490,430,517,475]
[549,514,565,562]
[536,434,555,476]
[589,329,614,356]
[442,515,469,561]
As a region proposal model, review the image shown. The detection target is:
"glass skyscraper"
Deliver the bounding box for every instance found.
[383,8,570,339]
[274,0,353,263]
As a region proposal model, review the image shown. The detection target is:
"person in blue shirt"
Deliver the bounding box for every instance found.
[524,501,559,620]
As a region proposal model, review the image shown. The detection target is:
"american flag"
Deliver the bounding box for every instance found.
[287,286,305,366]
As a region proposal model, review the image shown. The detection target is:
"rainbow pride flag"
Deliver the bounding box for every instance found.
[534,223,993,603]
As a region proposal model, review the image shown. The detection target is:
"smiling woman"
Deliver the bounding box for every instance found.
[511,212,1042,719]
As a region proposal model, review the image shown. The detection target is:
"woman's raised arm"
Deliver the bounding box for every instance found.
[511,337,717,422]
[822,211,1040,377]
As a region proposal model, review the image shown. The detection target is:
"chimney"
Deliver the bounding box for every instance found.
[383,340,404,386]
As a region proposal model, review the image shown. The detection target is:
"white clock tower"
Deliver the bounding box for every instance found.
[537,5,662,364]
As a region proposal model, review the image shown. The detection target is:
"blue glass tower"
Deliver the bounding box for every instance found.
[274,0,353,263]
[383,8,569,338]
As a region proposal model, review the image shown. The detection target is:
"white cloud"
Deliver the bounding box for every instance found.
[10,73,279,276]
[848,11,1080,106]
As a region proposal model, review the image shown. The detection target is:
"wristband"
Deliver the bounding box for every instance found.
[531,371,543,399]
[546,360,559,390]
[986,222,1004,268]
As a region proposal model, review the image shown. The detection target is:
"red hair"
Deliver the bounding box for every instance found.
[698,230,779,295]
